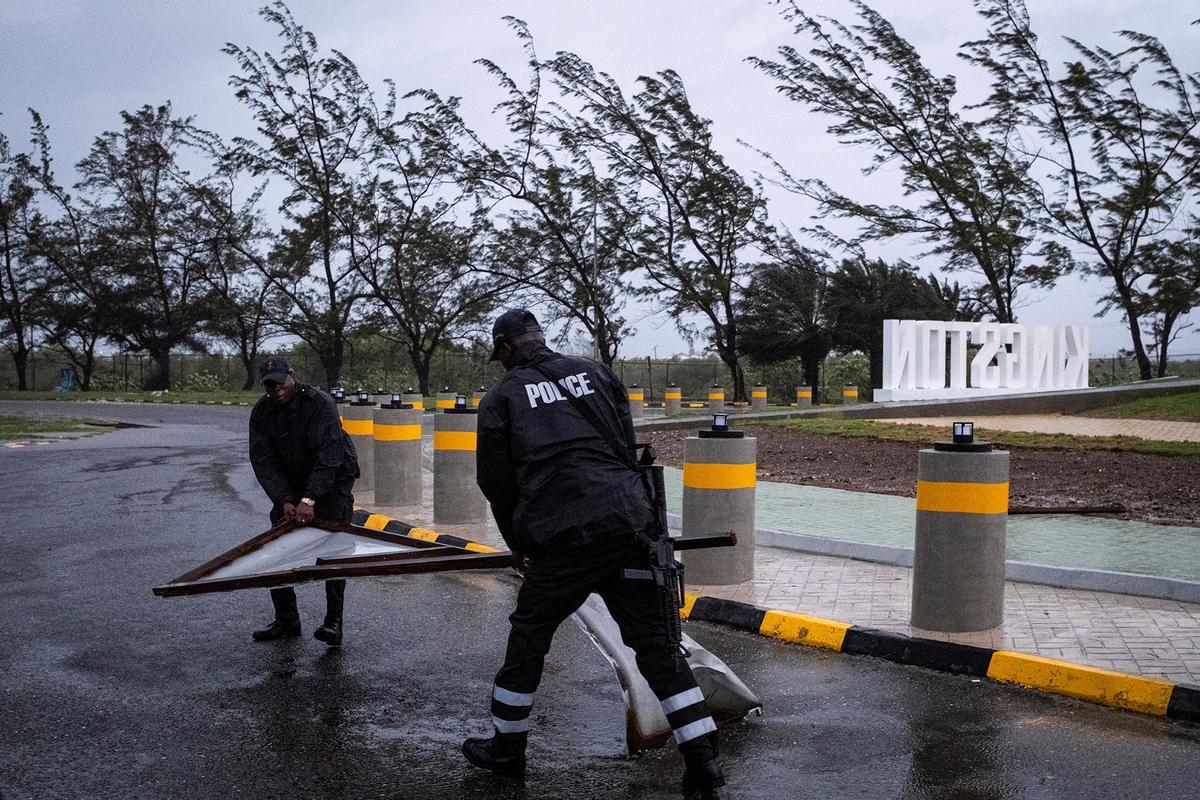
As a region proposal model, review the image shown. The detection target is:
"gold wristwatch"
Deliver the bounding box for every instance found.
[299,497,315,507]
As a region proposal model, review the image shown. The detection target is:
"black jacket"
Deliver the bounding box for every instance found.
[476,343,656,554]
[249,383,359,507]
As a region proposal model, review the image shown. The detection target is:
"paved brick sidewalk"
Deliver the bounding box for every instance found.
[361,474,1200,688]
[880,413,1200,442]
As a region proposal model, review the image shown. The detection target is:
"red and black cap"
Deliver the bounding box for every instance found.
[258,356,293,384]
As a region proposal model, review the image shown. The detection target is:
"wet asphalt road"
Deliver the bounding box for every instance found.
[3,400,1200,800]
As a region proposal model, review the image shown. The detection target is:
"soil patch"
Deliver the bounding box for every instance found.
[649,423,1200,526]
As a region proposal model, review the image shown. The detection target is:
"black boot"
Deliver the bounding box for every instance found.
[461,731,527,778]
[680,733,724,800]
[680,760,725,800]
[314,579,345,647]
[253,587,301,641]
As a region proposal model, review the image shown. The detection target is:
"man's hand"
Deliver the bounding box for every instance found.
[294,500,315,524]
[282,501,297,519]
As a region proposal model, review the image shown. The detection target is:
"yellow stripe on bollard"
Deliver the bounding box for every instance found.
[708,392,724,400]
[796,390,811,397]
[843,389,858,397]
[435,399,455,409]
[752,391,767,398]
[683,462,756,490]
[665,392,682,399]
[916,480,1009,514]
[987,652,1174,715]
[472,398,481,407]
[341,418,373,436]
[363,514,390,531]
[374,423,422,441]
[433,430,477,451]
[759,609,851,651]
[628,393,644,401]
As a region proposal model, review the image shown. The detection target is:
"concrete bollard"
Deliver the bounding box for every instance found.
[372,387,390,406]
[433,396,489,524]
[681,414,756,585]
[435,387,456,413]
[751,385,768,411]
[795,385,813,406]
[401,387,423,410]
[911,423,1010,633]
[342,391,376,497]
[627,384,644,419]
[708,385,725,414]
[473,386,488,408]
[664,384,682,417]
[842,385,859,405]
[373,394,424,507]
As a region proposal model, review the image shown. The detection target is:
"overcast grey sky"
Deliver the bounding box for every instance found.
[3,0,1198,359]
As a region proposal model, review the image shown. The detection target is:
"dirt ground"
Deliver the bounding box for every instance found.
[650,424,1200,526]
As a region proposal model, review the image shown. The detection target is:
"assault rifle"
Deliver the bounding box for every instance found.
[624,444,736,667]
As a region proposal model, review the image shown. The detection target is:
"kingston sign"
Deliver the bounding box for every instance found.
[874,320,1089,402]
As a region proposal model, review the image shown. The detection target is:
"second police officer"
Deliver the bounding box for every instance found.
[462,309,727,800]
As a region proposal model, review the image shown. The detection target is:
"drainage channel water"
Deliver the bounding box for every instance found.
[661,467,1200,583]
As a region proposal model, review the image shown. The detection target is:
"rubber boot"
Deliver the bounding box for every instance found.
[461,731,527,778]
[680,734,725,800]
[253,587,301,641]
[314,579,345,647]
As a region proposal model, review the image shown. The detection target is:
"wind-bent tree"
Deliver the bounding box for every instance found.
[0,126,42,389]
[22,111,107,390]
[1138,231,1200,377]
[750,0,1058,324]
[965,0,1200,378]
[224,1,374,387]
[825,257,979,389]
[737,231,833,388]
[75,104,210,390]
[547,55,767,399]
[468,19,636,365]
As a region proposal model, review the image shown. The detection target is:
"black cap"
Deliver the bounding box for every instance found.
[489,308,541,361]
[258,356,292,384]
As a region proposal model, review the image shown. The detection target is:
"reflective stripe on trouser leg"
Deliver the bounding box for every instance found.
[491,683,534,734]
[660,686,717,744]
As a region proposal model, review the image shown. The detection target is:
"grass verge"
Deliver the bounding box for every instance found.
[0,415,117,441]
[765,417,1200,457]
[0,390,262,405]
[1077,390,1200,423]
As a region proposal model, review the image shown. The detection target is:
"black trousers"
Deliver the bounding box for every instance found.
[490,535,718,765]
[266,487,354,623]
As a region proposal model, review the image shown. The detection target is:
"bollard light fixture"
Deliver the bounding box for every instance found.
[952,421,974,444]
[357,389,369,403]
[376,386,385,394]
[455,394,468,409]
[712,412,729,431]
[391,393,402,406]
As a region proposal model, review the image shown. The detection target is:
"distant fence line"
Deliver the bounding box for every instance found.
[2,348,1198,400]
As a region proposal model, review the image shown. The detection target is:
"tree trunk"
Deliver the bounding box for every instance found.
[868,344,884,394]
[1155,313,1178,379]
[240,353,256,391]
[1123,309,1153,381]
[800,351,822,389]
[144,350,171,390]
[411,349,433,397]
[717,348,747,402]
[320,344,344,390]
[11,342,29,391]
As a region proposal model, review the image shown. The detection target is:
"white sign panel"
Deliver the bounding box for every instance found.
[875,320,1088,402]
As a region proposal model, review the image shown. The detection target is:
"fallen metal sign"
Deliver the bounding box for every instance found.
[152,518,514,597]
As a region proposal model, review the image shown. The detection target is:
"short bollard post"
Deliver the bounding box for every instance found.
[473,386,488,408]
[664,384,682,417]
[795,385,813,406]
[435,387,456,413]
[708,385,725,414]
[433,395,489,524]
[373,393,423,507]
[371,386,390,406]
[681,413,756,585]
[911,422,1009,633]
[842,385,859,405]
[401,387,423,410]
[342,390,376,497]
[750,385,768,411]
[627,384,644,419]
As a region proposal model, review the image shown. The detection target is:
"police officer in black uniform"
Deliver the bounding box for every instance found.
[248,356,359,647]
[462,310,726,800]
